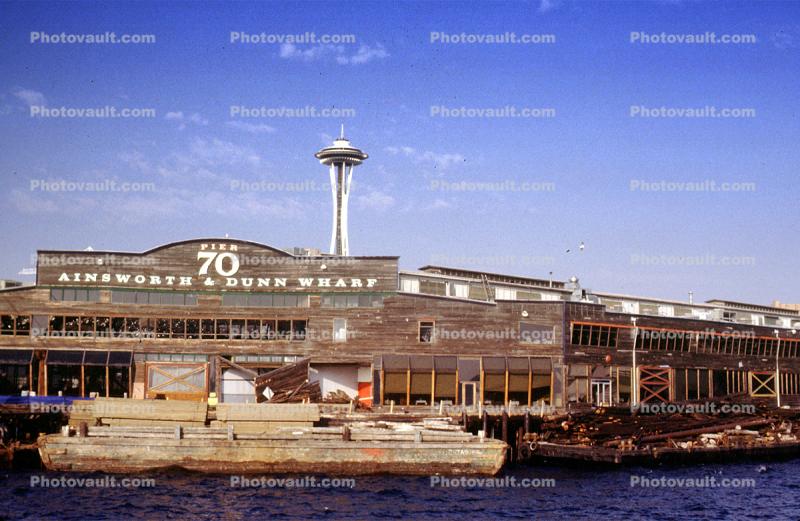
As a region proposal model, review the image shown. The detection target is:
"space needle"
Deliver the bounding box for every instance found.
[315,126,368,256]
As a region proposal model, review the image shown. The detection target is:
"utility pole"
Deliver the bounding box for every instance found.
[631,317,638,408]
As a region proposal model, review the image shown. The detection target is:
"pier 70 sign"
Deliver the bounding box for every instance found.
[41,241,391,292]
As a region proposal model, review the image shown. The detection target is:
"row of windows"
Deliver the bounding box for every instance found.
[635,328,800,358]
[221,293,310,308]
[570,323,800,359]
[636,328,690,352]
[570,323,620,348]
[133,353,209,363]
[46,316,308,341]
[51,289,377,309]
[50,288,101,302]
[112,291,198,306]
[697,335,786,357]
[320,294,384,309]
[0,315,31,336]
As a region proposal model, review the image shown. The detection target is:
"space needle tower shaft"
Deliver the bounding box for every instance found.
[315,126,368,256]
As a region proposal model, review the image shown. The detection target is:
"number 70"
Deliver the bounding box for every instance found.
[197,251,240,277]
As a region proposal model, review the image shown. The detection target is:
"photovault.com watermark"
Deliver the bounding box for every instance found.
[630,180,756,192]
[630,475,756,488]
[430,476,556,488]
[632,401,757,415]
[30,179,156,193]
[230,180,329,192]
[29,106,156,119]
[30,475,155,488]
[30,401,160,416]
[630,253,756,267]
[430,105,556,118]
[430,31,556,45]
[35,253,159,268]
[229,32,355,44]
[428,254,556,269]
[230,475,355,489]
[229,105,356,118]
[30,31,156,44]
[630,106,756,119]
[437,327,556,344]
[630,31,757,45]
[429,180,556,192]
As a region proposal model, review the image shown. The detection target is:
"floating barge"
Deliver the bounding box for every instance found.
[39,425,506,475]
[37,398,506,475]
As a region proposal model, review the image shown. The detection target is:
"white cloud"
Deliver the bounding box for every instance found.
[118,150,152,175]
[336,44,389,65]
[384,146,465,170]
[773,30,797,50]
[538,0,563,13]
[8,139,310,231]
[187,138,261,168]
[164,111,208,130]
[280,42,388,65]
[279,43,343,61]
[10,189,59,214]
[128,137,263,183]
[357,189,395,210]
[225,120,277,134]
[428,198,453,210]
[12,88,46,108]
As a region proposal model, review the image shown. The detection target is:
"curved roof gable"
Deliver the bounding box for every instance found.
[38,238,295,257]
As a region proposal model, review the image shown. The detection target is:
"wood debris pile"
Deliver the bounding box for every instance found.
[254,358,321,404]
[534,397,800,450]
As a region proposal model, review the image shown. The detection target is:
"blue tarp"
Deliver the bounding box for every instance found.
[0,395,90,406]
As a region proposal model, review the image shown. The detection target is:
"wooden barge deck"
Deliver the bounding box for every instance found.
[35,398,507,475]
[39,425,506,475]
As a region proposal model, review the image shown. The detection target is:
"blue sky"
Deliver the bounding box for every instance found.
[0,0,798,305]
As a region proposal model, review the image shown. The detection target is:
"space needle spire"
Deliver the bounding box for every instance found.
[315,127,368,256]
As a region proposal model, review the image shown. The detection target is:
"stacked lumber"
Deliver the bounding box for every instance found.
[210,403,320,434]
[254,358,322,403]
[68,398,207,428]
[79,423,480,443]
[324,390,353,404]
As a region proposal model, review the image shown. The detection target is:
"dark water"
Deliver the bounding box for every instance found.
[2,461,800,520]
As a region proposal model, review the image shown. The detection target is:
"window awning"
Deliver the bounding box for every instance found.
[434,356,457,373]
[108,351,133,367]
[507,357,530,374]
[530,357,552,373]
[382,354,409,371]
[0,349,33,365]
[482,357,506,374]
[46,350,85,365]
[83,351,109,366]
[409,355,433,371]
